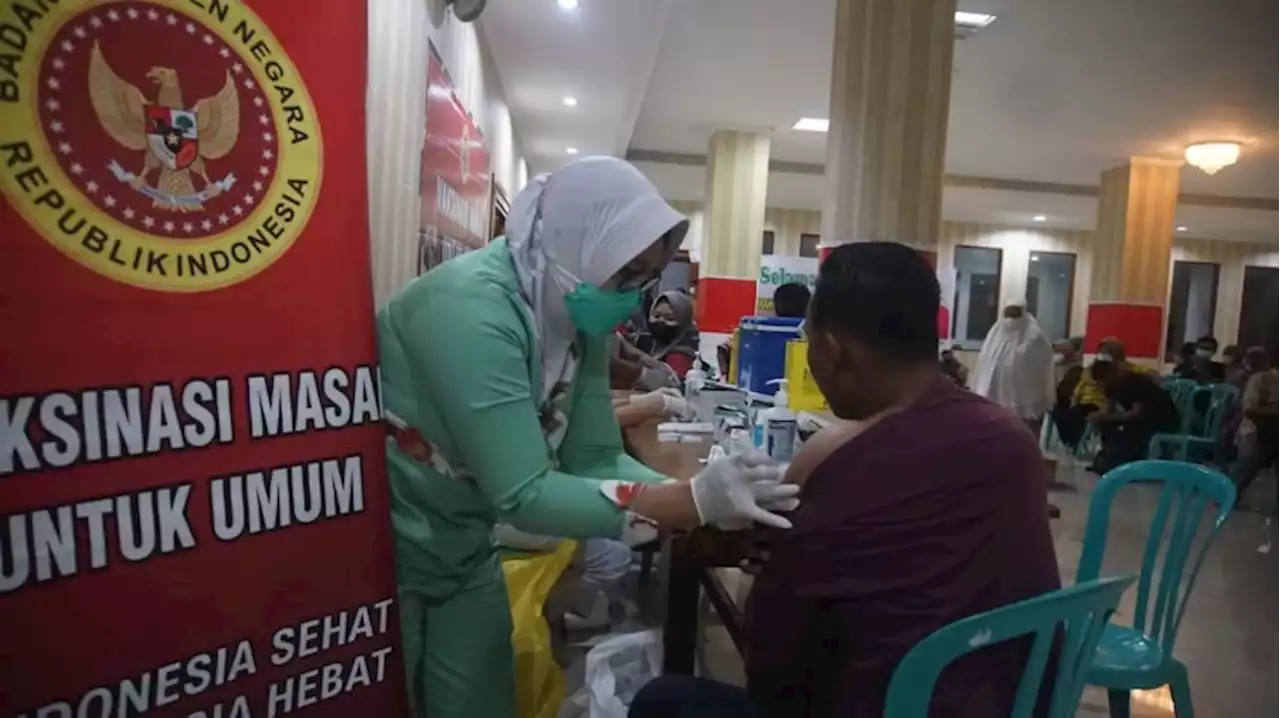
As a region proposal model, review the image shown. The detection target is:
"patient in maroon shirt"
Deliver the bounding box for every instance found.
[631,242,1060,718]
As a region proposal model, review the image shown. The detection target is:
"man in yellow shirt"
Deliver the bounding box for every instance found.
[1053,338,1154,449]
[1073,339,1150,400]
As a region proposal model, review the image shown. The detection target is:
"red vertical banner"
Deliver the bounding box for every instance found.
[0,1,405,717]
[418,40,491,274]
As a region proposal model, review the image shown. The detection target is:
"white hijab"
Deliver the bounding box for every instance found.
[971,300,1056,419]
[506,156,688,403]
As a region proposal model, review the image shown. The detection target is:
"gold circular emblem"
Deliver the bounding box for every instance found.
[0,0,323,292]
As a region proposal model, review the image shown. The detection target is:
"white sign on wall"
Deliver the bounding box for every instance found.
[756,255,819,313]
[755,254,959,335]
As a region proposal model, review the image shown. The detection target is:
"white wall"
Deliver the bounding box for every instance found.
[367,0,527,306]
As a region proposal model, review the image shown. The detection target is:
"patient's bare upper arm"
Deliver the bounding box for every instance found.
[785,421,861,487]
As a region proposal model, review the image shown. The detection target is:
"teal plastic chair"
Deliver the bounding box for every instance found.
[1159,378,1199,431]
[1075,460,1237,718]
[1149,384,1239,462]
[1039,413,1098,464]
[883,575,1136,718]
[1075,422,1099,461]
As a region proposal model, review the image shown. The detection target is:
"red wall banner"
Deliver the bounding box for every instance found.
[418,40,491,274]
[0,1,405,716]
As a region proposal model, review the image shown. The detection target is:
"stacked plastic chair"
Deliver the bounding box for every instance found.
[1149,383,1239,463]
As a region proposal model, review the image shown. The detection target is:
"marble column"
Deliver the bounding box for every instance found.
[697,129,770,334]
[819,0,956,253]
[1085,158,1182,361]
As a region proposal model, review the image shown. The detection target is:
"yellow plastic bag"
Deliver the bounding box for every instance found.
[501,540,578,718]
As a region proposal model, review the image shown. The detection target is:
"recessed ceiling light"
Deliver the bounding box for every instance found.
[558,0,578,10]
[1030,256,1040,262]
[562,96,578,107]
[792,118,829,132]
[1176,225,1188,232]
[1032,215,1047,222]
[954,11,996,29]
[565,147,579,155]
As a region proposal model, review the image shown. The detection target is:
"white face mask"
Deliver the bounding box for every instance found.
[1053,354,1065,365]
[1195,349,1214,359]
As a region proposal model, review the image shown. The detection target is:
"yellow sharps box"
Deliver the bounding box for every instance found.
[783,339,829,411]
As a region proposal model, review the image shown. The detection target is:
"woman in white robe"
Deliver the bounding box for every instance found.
[971,300,1056,431]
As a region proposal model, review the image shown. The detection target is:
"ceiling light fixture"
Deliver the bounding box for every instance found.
[565,147,579,155]
[562,96,578,107]
[1184,142,1240,175]
[557,0,578,10]
[1176,225,1188,232]
[954,11,997,29]
[792,118,830,132]
[1032,215,1047,223]
[1030,256,1040,262]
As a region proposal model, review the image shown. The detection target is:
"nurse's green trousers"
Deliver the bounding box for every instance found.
[399,555,516,718]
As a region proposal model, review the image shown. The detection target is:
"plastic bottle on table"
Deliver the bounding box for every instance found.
[759,379,797,462]
[725,427,754,457]
[683,366,706,420]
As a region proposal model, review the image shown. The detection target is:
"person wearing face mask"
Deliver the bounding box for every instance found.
[1175,336,1225,384]
[970,299,1056,434]
[623,289,701,381]
[378,157,799,718]
[1052,337,1083,385]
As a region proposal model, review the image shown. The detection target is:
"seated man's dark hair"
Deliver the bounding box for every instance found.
[773,282,812,318]
[809,242,939,363]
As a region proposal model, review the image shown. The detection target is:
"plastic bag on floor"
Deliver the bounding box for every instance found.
[561,629,662,718]
[503,541,579,718]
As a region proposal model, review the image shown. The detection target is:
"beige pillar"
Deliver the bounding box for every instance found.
[698,130,770,333]
[820,0,956,251]
[1085,158,1182,360]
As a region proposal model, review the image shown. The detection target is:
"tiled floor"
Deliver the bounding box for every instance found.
[558,463,1278,717]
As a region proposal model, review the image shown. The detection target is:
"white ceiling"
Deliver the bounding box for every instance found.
[480,0,1277,240]
[479,0,679,161]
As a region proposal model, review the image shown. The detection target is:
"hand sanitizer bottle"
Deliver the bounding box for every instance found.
[760,379,797,462]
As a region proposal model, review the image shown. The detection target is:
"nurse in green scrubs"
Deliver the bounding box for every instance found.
[378,156,798,718]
